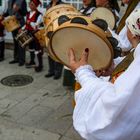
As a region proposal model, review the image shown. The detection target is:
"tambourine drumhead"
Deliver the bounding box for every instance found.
[2,16,20,32]
[50,24,113,70]
[44,4,77,25]
[91,7,115,30]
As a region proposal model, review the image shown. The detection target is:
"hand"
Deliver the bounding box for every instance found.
[13,4,19,12]
[96,61,115,77]
[68,48,89,73]
[18,28,23,33]
[0,15,4,20]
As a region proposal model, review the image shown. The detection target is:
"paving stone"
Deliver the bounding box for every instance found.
[37,99,73,135]
[0,117,60,140]
[65,126,84,140]
[17,105,54,127]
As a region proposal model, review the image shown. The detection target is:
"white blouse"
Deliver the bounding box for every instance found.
[73,43,140,140]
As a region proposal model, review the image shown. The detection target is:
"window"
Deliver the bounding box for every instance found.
[40,0,83,10]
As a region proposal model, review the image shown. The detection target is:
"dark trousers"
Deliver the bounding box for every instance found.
[0,41,5,59]
[29,39,43,68]
[48,56,63,76]
[12,29,25,64]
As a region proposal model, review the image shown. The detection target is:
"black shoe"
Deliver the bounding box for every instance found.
[0,58,4,62]
[53,74,61,80]
[9,60,18,64]
[18,62,24,66]
[35,66,43,72]
[45,73,54,78]
[25,61,36,68]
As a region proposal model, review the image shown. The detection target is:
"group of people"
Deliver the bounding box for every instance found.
[68,0,140,140]
[1,0,140,139]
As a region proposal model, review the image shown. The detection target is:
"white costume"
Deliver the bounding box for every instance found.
[73,43,140,140]
[73,10,140,140]
[117,2,140,51]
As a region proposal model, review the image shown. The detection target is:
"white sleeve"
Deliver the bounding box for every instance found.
[73,46,140,140]
[30,14,43,30]
[118,25,132,52]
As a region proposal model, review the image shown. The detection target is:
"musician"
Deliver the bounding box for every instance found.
[0,15,5,61]
[0,1,8,62]
[95,0,120,30]
[4,0,27,66]
[24,0,43,72]
[45,0,64,79]
[69,9,140,140]
[79,0,96,16]
[116,0,140,53]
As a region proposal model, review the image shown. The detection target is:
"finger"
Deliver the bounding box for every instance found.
[68,48,76,63]
[80,48,89,63]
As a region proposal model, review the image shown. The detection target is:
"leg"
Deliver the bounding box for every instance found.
[54,61,63,79]
[25,41,35,68]
[45,56,55,77]
[0,41,5,61]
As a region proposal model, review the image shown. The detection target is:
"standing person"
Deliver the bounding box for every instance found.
[79,0,96,16]
[0,15,5,61]
[45,0,64,79]
[24,0,43,72]
[4,0,27,66]
[115,0,140,53]
[69,9,140,140]
[0,0,8,62]
[95,0,120,30]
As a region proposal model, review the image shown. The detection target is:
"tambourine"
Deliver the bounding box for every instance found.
[34,28,46,47]
[90,7,116,30]
[49,16,114,70]
[2,16,20,32]
[43,4,77,25]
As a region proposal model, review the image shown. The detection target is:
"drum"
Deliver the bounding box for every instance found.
[50,16,114,70]
[44,4,77,25]
[44,4,81,36]
[15,30,33,48]
[34,29,46,47]
[90,7,116,30]
[2,16,20,32]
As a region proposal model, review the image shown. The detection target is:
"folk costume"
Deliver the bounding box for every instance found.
[117,0,140,52]
[73,9,140,140]
[45,0,64,79]
[25,0,43,72]
[5,0,27,66]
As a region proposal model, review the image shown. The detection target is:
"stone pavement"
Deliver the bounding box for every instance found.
[0,48,83,140]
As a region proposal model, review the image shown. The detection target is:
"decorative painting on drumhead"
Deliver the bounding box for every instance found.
[50,25,113,70]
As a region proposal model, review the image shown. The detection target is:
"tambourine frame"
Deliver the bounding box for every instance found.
[45,4,76,16]
[91,7,116,30]
[50,23,114,70]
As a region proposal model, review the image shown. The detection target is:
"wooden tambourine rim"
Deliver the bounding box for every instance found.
[45,11,81,30]
[91,7,116,30]
[50,23,114,70]
[45,4,76,16]
[45,39,60,62]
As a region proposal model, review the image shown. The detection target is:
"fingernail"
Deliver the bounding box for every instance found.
[85,48,89,52]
